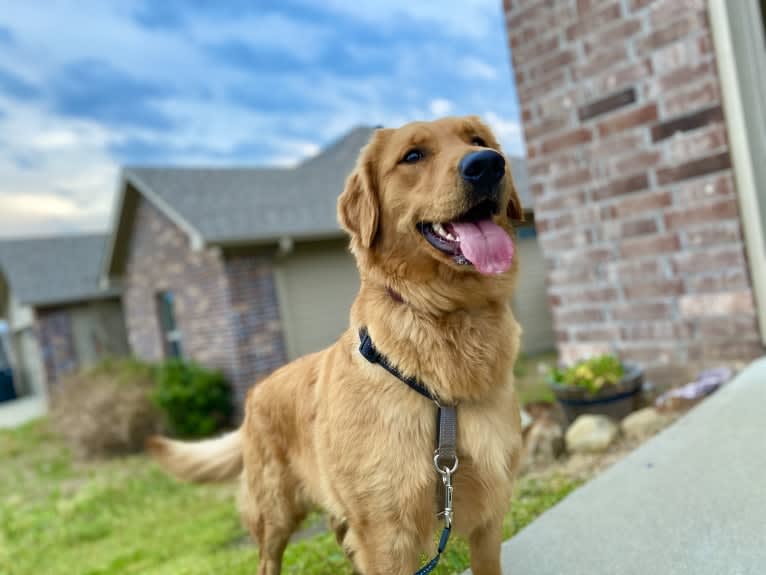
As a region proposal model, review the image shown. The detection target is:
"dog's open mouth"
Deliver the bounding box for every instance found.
[417,200,515,275]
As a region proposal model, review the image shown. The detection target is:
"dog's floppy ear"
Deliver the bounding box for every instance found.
[338,129,389,248]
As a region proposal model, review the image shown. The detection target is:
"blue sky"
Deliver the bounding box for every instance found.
[0,0,522,237]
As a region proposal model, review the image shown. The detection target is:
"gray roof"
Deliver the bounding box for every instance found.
[123,126,376,245]
[0,234,118,307]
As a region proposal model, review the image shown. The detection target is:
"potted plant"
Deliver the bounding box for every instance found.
[547,355,643,424]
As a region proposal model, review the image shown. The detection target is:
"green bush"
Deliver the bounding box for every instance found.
[549,355,624,394]
[153,360,233,438]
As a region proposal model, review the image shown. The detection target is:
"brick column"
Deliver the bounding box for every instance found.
[504,0,763,382]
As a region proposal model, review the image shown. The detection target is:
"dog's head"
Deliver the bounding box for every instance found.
[338,116,523,306]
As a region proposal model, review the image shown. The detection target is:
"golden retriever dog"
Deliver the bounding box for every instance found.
[149,116,524,575]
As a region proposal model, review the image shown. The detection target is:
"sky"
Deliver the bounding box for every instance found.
[0,0,523,238]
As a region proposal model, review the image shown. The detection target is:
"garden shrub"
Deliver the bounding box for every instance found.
[153,360,233,438]
[49,358,162,458]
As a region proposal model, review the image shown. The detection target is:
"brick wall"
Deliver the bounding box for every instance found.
[504,0,764,382]
[224,254,287,406]
[123,195,287,408]
[35,307,77,385]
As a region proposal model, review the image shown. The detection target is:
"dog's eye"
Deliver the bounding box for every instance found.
[471,136,488,147]
[401,148,425,164]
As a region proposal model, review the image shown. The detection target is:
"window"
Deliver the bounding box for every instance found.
[157,291,183,359]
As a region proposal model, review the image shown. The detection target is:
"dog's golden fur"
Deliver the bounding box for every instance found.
[149,116,524,575]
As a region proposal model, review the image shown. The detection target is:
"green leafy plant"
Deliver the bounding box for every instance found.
[549,355,625,394]
[153,360,233,438]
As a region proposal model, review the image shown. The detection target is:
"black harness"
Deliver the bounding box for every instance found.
[358,327,458,575]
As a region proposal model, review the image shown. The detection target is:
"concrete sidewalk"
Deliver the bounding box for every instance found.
[465,357,766,575]
[0,395,47,429]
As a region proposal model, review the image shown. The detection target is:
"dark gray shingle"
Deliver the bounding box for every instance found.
[0,234,118,307]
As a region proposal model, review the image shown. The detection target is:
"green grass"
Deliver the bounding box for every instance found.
[0,420,579,575]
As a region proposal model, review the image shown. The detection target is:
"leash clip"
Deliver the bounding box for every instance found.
[437,467,455,528]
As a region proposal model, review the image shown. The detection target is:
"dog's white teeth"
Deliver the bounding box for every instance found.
[432,222,457,241]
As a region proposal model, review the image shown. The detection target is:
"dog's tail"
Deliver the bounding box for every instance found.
[146,429,243,483]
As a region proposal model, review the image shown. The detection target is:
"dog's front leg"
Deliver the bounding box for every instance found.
[343,521,422,575]
[468,517,504,575]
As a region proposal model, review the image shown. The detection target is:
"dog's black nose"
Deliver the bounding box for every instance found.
[459,150,505,199]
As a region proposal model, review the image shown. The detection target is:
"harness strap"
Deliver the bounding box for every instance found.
[358,327,437,402]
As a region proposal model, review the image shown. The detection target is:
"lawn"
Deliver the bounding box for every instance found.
[0,419,578,575]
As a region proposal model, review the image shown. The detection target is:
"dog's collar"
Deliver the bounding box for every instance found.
[358,327,436,402]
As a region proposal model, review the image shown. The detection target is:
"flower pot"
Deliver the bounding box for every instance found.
[547,364,643,424]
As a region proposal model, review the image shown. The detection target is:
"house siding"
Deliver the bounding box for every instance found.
[504,0,764,382]
[122,196,287,409]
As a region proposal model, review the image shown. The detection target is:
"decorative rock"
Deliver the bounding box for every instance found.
[565,414,619,454]
[621,407,668,440]
[520,408,534,432]
[525,418,565,465]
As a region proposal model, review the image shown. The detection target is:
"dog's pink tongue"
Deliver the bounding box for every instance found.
[449,220,514,275]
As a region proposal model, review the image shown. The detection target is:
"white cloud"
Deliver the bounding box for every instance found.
[457,56,499,80]
[429,98,453,117]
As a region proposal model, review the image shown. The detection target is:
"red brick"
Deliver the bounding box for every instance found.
[629,0,654,11]
[686,269,750,294]
[620,320,692,341]
[620,232,680,257]
[662,80,721,117]
[536,212,575,233]
[511,33,560,62]
[549,265,599,285]
[656,152,731,185]
[659,61,715,92]
[582,19,642,55]
[556,285,620,306]
[518,69,568,101]
[664,198,740,230]
[539,228,593,252]
[696,315,760,340]
[605,258,662,281]
[687,340,765,362]
[683,221,742,248]
[571,205,616,228]
[553,168,593,189]
[618,344,681,365]
[578,87,637,122]
[573,46,629,81]
[612,301,673,322]
[572,324,621,342]
[535,191,588,212]
[592,58,652,95]
[587,131,647,161]
[667,124,728,166]
[591,173,649,201]
[541,128,593,155]
[649,0,706,29]
[671,246,746,275]
[527,50,576,82]
[597,104,658,137]
[566,3,622,40]
[623,278,684,300]
[679,290,755,317]
[604,216,659,240]
[525,115,571,142]
[557,246,616,267]
[614,151,662,175]
[635,11,706,54]
[554,306,607,324]
[613,190,672,218]
[651,106,724,142]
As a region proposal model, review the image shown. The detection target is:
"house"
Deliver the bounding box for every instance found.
[103,126,551,408]
[0,234,130,400]
[503,0,766,383]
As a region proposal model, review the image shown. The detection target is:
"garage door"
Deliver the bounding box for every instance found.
[275,240,360,360]
[512,232,556,355]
